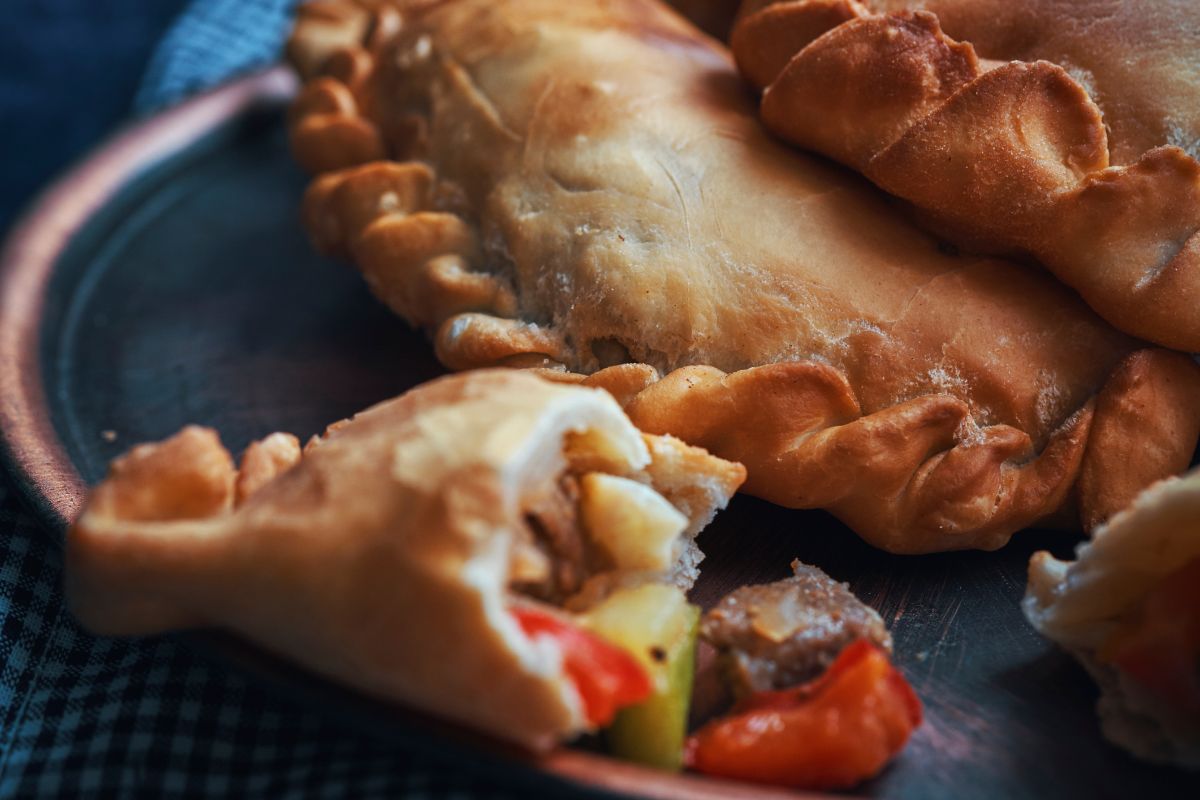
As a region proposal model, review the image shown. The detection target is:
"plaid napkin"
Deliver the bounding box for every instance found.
[0,2,530,797]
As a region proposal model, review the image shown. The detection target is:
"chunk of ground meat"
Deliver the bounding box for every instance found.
[702,560,892,697]
[511,475,591,603]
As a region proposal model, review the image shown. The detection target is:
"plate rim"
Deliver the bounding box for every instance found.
[0,66,835,800]
[0,66,298,532]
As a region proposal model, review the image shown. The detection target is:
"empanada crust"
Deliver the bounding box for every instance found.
[286,0,1200,553]
[732,0,1200,350]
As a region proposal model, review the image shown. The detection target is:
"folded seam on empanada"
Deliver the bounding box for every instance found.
[731,0,1200,352]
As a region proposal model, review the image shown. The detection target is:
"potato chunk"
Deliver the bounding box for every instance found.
[579,473,687,571]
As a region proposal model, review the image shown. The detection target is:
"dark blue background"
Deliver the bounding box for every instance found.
[0,0,191,233]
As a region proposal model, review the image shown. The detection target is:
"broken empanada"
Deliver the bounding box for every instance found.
[731,0,1200,351]
[1025,468,1200,768]
[66,370,745,750]
[284,0,1200,554]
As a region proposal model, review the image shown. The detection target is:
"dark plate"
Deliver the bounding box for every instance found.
[0,69,1195,799]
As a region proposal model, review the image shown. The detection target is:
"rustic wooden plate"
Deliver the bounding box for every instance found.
[0,68,1195,799]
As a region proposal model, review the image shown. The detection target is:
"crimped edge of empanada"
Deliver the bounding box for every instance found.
[280,0,1200,555]
[730,0,1200,352]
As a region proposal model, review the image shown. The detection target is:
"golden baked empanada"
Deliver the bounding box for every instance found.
[732,0,1200,351]
[67,370,745,750]
[284,0,1200,554]
[1025,469,1200,768]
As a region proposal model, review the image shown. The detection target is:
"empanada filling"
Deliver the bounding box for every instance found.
[701,561,893,701]
[508,438,691,611]
[501,430,708,736]
[1099,556,1200,714]
[511,474,590,602]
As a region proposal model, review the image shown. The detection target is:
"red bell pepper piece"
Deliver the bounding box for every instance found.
[1104,556,1200,713]
[514,607,653,727]
[685,640,922,789]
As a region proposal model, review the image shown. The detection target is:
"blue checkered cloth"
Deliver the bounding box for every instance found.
[135,0,302,113]
[0,3,529,797]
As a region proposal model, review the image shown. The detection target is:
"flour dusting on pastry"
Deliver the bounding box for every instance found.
[285,0,1200,554]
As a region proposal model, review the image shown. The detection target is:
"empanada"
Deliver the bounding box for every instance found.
[66,370,745,750]
[731,0,1200,351]
[284,0,1200,554]
[1025,469,1200,768]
